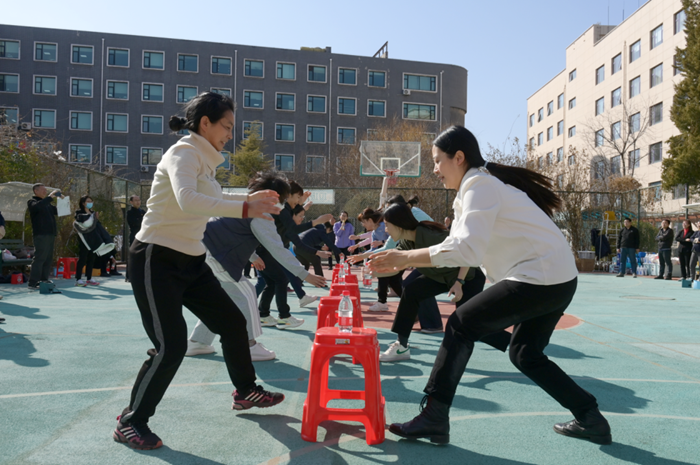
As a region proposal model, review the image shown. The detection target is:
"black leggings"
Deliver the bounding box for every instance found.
[377,273,403,303]
[424,277,599,418]
[75,240,95,280]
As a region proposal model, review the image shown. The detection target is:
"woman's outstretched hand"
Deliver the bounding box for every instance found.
[368,249,408,273]
[247,190,281,220]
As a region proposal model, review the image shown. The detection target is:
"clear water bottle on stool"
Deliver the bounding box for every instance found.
[338,258,346,284]
[363,262,372,289]
[338,290,353,332]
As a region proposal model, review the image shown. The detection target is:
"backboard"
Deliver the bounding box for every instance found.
[359,141,421,177]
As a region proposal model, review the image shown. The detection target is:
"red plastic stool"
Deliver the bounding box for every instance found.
[316,295,363,331]
[330,282,361,304]
[56,257,78,279]
[333,273,358,284]
[302,326,385,445]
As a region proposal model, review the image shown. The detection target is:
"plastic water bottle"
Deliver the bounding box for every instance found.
[339,262,346,284]
[363,262,372,289]
[338,291,353,332]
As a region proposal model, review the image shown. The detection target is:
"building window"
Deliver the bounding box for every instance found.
[547,101,553,116]
[594,161,605,179]
[630,76,641,98]
[675,9,687,35]
[537,132,543,146]
[307,125,326,143]
[368,100,386,117]
[568,126,576,137]
[241,90,262,109]
[595,97,604,116]
[338,97,356,115]
[142,148,163,166]
[143,51,164,70]
[649,181,663,201]
[630,40,641,62]
[177,129,189,136]
[106,113,128,132]
[529,114,534,127]
[177,85,198,103]
[611,87,621,108]
[547,126,553,141]
[108,48,129,67]
[142,83,164,102]
[629,148,640,168]
[107,81,129,100]
[595,129,604,147]
[70,78,92,97]
[568,155,576,165]
[275,124,294,141]
[596,65,605,85]
[277,62,295,80]
[70,111,92,131]
[649,142,662,164]
[612,121,621,140]
[557,93,564,110]
[404,74,436,91]
[368,70,386,87]
[650,102,663,125]
[537,108,543,122]
[243,121,263,139]
[211,56,231,75]
[275,154,294,172]
[569,69,576,81]
[672,184,687,200]
[218,152,231,171]
[307,95,326,113]
[557,174,564,189]
[338,68,356,85]
[244,59,264,77]
[403,103,436,120]
[34,76,56,95]
[33,109,56,128]
[651,24,663,49]
[611,155,621,175]
[35,42,57,62]
[629,112,641,133]
[178,54,198,72]
[276,93,295,111]
[306,156,324,173]
[546,152,552,164]
[69,145,91,163]
[308,65,327,82]
[106,146,127,165]
[557,147,563,163]
[338,127,355,145]
[612,53,622,74]
[650,64,663,87]
[0,74,19,93]
[537,157,543,169]
[529,138,535,150]
[0,107,19,125]
[142,115,163,134]
[211,87,231,96]
[72,45,93,64]
[0,40,20,59]
[557,120,563,136]
[568,97,576,109]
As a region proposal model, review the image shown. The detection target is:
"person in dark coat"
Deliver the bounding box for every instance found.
[675,220,694,280]
[295,221,341,276]
[654,219,674,280]
[27,183,63,289]
[616,218,640,277]
[125,195,146,282]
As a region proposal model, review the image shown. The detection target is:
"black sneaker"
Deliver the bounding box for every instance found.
[27,283,40,291]
[113,415,163,450]
[232,385,285,410]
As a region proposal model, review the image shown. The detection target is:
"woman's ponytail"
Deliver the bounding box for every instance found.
[168,116,188,132]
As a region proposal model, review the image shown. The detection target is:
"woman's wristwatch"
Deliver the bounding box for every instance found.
[455,278,466,286]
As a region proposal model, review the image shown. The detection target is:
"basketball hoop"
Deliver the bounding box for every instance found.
[384,169,400,187]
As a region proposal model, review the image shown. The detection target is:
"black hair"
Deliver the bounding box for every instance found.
[32,183,44,193]
[289,181,304,196]
[383,203,446,233]
[340,210,349,217]
[434,126,561,218]
[623,217,631,222]
[247,171,290,204]
[292,204,305,216]
[386,194,407,206]
[129,195,139,202]
[662,219,671,225]
[323,222,333,230]
[406,195,420,207]
[168,92,235,134]
[78,194,93,211]
[358,208,383,223]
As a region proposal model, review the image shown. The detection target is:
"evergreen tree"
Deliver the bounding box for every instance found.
[663,0,700,192]
[215,123,271,186]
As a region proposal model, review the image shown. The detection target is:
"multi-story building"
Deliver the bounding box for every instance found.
[526,0,689,211]
[0,25,467,183]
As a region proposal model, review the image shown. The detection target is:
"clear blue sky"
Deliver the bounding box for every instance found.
[3,0,646,153]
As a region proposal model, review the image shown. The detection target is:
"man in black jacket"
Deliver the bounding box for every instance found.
[676,220,694,280]
[27,183,63,289]
[295,221,341,276]
[655,219,674,280]
[125,195,146,282]
[616,218,640,278]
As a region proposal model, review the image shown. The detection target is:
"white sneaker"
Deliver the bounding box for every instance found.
[260,315,278,327]
[185,340,215,356]
[276,315,305,329]
[379,341,411,362]
[298,294,318,308]
[250,342,276,361]
[368,301,389,312]
[75,280,87,287]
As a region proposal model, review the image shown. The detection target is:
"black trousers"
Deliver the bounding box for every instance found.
[28,234,55,285]
[402,270,443,331]
[378,273,403,303]
[75,240,96,280]
[295,247,323,276]
[679,247,692,279]
[690,252,699,280]
[658,249,673,277]
[257,247,292,319]
[123,240,256,424]
[424,277,598,418]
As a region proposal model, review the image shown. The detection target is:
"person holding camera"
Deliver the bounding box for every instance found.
[27,183,63,290]
[655,219,674,280]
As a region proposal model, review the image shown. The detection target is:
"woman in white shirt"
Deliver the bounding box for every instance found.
[114,93,284,451]
[370,126,611,446]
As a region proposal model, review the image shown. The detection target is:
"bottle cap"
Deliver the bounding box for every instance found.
[342,290,350,295]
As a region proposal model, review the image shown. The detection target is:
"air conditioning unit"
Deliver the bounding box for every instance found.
[140,166,149,173]
[402,89,411,96]
[20,122,32,131]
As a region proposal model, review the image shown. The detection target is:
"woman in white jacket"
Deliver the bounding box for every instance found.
[370,126,611,446]
[113,92,283,451]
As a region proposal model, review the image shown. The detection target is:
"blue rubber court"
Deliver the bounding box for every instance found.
[1,271,698,465]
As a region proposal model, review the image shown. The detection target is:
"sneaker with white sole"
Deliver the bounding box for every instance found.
[276,315,305,329]
[185,340,215,356]
[232,385,285,410]
[113,415,163,450]
[250,342,276,361]
[86,279,100,286]
[368,301,389,312]
[260,315,278,327]
[298,294,318,308]
[379,341,411,362]
[75,280,87,287]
